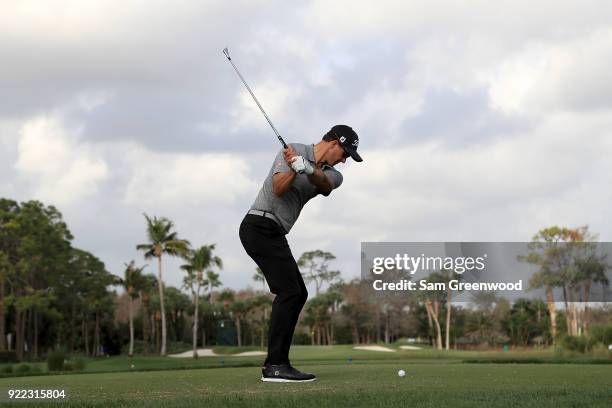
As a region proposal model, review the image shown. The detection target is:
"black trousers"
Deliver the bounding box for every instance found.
[239,214,308,365]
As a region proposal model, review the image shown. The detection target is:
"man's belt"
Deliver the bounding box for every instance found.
[247,209,283,229]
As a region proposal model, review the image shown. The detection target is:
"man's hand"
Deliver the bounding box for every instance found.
[291,156,314,175]
[283,147,297,165]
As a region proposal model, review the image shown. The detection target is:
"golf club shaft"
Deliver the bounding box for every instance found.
[222,48,288,149]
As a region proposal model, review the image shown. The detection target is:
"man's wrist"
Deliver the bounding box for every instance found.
[308,168,325,183]
[304,161,315,175]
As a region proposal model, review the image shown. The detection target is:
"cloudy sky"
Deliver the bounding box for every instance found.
[2,0,612,293]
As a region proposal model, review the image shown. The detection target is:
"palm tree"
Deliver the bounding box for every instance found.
[206,270,222,304]
[136,214,190,356]
[217,290,243,346]
[249,294,272,347]
[218,289,234,309]
[117,261,147,357]
[181,245,222,358]
[438,269,461,350]
[323,285,343,345]
[420,272,445,350]
[138,274,158,354]
[252,267,267,291]
[230,300,247,347]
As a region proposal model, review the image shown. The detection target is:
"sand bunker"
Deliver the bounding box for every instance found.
[353,345,396,352]
[168,348,267,358]
[234,351,267,356]
[168,349,218,358]
[399,345,422,350]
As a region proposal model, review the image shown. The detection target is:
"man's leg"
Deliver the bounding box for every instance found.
[266,274,306,364]
[278,257,308,363]
[239,215,307,365]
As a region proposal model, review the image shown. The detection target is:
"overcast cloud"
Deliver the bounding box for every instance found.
[2,0,612,292]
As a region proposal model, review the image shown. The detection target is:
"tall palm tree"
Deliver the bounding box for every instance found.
[181,245,222,358]
[420,272,445,349]
[138,274,158,354]
[252,267,267,291]
[437,269,461,350]
[323,287,343,345]
[117,261,147,357]
[206,270,222,304]
[136,214,190,356]
[249,294,272,348]
[231,300,247,347]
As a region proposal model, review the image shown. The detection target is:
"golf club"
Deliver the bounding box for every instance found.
[222,47,288,149]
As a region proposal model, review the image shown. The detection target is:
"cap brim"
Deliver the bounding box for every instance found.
[346,146,363,162]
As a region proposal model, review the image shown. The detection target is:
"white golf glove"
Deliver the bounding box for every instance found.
[291,156,314,175]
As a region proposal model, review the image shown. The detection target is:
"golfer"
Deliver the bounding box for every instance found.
[239,124,362,382]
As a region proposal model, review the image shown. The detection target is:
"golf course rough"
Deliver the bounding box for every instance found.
[0,362,610,407]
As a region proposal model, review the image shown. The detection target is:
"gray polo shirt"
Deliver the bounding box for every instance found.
[250,143,343,233]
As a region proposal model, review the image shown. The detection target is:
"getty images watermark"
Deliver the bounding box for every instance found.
[370,252,524,291]
[361,242,612,302]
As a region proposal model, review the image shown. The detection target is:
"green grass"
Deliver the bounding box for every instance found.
[0,346,610,407]
[0,362,610,407]
[1,345,609,378]
[0,345,609,378]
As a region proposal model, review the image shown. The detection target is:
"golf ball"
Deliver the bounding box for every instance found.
[398,369,406,377]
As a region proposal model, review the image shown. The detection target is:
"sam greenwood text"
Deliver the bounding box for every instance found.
[372,279,523,291]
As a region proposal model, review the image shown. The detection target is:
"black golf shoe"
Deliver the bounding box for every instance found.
[261,364,317,382]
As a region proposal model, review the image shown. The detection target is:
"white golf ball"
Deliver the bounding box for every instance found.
[398,369,406,377]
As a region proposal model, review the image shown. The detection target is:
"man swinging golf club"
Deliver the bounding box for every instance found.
[239,124,363,382]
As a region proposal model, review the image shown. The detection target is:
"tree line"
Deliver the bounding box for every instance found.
[1,198,610,362]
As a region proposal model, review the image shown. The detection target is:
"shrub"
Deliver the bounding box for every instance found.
[589,324,612,346]
[74,358,87,371]
[1,365,13,374]
[291,332,311,345]
[0,351,17,364]
[15,364,30,373]
[47,350,65,372]
[561,335,597,353]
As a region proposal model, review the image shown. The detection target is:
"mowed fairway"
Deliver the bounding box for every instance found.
[0,347,610,407]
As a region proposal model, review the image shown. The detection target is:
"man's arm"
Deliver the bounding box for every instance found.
[276,163,333,195]
[272,147,298,197]
[272,171,296,197]
[273,147,335,196]
[289,154,335,194]
[307,168,333,194]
